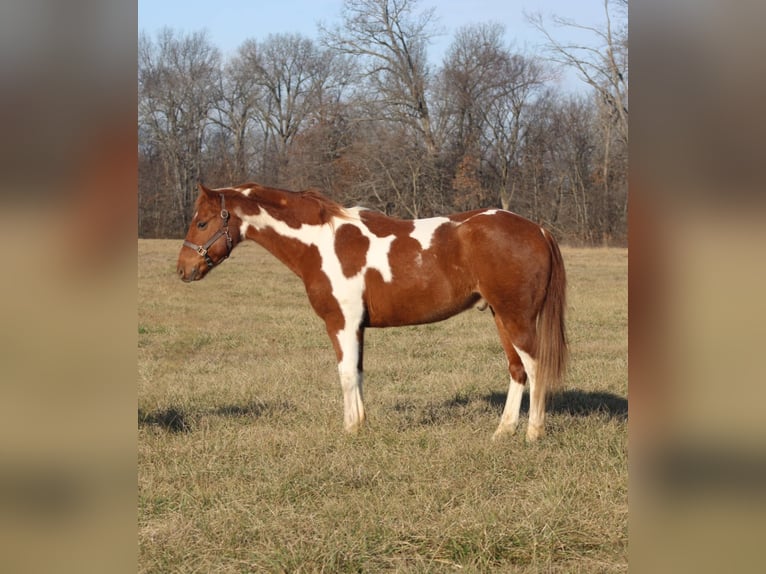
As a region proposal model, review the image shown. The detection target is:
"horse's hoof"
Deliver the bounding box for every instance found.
[344,419,365,433]
[491,424,517,441]
[525,424,544,442]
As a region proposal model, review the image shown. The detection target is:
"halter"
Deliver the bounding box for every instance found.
[183,194,233,269]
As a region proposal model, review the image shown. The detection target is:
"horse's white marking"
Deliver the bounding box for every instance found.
[410,217,450,250]
[192,193,563,438]
[337,320,366,431]
[493,378,525,440]
[239,207,396,285]
[240,207,325,244]
[241,205,544,433]
[356,224,395,282]
[513,345,543,441]
[456,209,501,227]
[239,206,395,431]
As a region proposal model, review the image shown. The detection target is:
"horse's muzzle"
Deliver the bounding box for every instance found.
[178,266,198,282]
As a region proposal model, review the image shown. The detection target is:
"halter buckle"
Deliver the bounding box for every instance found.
[196,246,208,256]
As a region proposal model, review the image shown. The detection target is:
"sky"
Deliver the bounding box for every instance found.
[138,0,614,93]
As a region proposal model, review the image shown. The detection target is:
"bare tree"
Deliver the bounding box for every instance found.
[138,29,221,233]
[321,0,438,155]
[509,90,567,231]
[137,2,628,244]
[438,23,546,211]
[516,91,627,243]
[440,23,510,157]
[209,53,261,183]
[234,34,347,184]
[488,55,546,210]
[527,0,628,144]
[527,0,627,241]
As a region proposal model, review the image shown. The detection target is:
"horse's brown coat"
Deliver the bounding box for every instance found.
[177,182,567,440]
[335,224,369,278]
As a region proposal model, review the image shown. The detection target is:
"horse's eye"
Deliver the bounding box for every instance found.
[197,221,208,230]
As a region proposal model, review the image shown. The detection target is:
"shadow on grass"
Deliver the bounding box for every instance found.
[392,389,627,429]
[484,389,628,420]
[138,407,191,433]
[138,400,295,433]
[212,400,294,419]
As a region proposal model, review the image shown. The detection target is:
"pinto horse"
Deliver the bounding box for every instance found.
[177,182,567,441]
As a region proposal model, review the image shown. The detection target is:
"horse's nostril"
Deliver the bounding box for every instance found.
[178,266,198,282]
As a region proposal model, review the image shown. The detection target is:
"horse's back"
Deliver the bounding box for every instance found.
[457,209,549,263]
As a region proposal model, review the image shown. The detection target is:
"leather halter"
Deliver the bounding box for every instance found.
[182,194,233,269]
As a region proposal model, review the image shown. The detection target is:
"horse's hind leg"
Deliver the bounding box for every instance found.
[514,344,544,442]
[492,314,527,441]
[493,314,544,442]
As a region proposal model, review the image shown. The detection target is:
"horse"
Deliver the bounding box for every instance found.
[177,182,567,441]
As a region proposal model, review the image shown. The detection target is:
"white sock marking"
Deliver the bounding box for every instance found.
[499,379,524,429]
[513,345,544,437]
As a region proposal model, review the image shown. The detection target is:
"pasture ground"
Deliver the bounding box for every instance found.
[138,240,627,572]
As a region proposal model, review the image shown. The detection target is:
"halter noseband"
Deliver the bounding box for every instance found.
[183,194,233,269]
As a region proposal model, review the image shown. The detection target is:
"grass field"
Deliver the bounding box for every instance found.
[138,239,627,572]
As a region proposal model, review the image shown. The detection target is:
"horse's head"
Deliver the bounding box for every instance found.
[177,184,242,282]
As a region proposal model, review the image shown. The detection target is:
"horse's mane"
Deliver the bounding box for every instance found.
[301,187,353,224]
[226,182,353,226]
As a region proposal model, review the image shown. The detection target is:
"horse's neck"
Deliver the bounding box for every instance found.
[238,199,327,279]
[250,228,319,278]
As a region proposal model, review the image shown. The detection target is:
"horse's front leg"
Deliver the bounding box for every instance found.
[326,312,366,432]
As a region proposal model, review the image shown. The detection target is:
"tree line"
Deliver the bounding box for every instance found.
[139,0,627,244]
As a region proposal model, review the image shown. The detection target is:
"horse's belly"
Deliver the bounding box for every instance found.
[364,283,479,327]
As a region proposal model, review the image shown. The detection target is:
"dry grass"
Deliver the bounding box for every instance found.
[139,240,627,572]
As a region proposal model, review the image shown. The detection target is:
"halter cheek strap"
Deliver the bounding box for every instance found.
[183,194,233,269]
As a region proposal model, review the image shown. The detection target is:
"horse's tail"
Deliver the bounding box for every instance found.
[537,229,568,395]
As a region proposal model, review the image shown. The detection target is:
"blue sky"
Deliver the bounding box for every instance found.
[138,0,613,92]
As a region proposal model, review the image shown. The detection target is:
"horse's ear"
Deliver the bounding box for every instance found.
[198,183,215,198]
